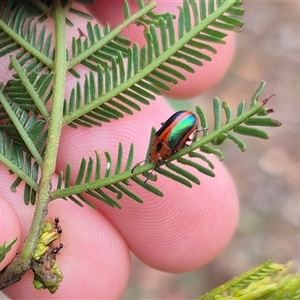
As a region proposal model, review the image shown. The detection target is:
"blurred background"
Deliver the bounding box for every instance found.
[123,1,300,298]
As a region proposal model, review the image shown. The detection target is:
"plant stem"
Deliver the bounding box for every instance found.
[0,1,67,290]
[20,0,67,261]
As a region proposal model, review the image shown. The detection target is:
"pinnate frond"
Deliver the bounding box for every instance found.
[53,143,162,207]
[7,57,53,118]
[0,94,47,159]
[0,130,40,204]
[0,1,53,72]
[1,1,245,128]
[63,0,244,127]
[53,82,281,207]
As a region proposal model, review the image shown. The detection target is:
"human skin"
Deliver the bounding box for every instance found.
[0,1,238,298]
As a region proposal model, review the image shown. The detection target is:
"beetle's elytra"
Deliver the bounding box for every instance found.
[150,111,198,163]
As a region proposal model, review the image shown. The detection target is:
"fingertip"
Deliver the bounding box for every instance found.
[163,32,236,99]
[84,0,146,46]
[3,199,131,299]
[97,156,239,273]
[56,98,239,273]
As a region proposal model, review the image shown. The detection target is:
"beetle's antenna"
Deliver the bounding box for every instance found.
[188,127,208,143]
[196,127,208,134]
[144,168,154,183]
[132,160,156,184]
[131,160,146,173]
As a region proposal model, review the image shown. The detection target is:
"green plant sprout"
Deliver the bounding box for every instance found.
[0,0,294,298]
[200,260,300,299]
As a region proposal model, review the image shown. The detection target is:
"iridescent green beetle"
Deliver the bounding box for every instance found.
[132,111,205,182]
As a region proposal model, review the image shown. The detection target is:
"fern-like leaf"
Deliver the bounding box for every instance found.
[1,0,245,128]
[6,57,52,118]
[0,92,47,159]
[0,130,40,204]
[0,1,53,72]
[52,82,280,206]
[62,0,244,127]
[52,143,164,207]
[131,82,281,187]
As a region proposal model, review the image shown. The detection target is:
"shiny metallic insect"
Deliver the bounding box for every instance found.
[132,110,206,182]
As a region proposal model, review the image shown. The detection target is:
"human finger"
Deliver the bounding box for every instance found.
[0,168,131,299]
[56,97,239,272]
